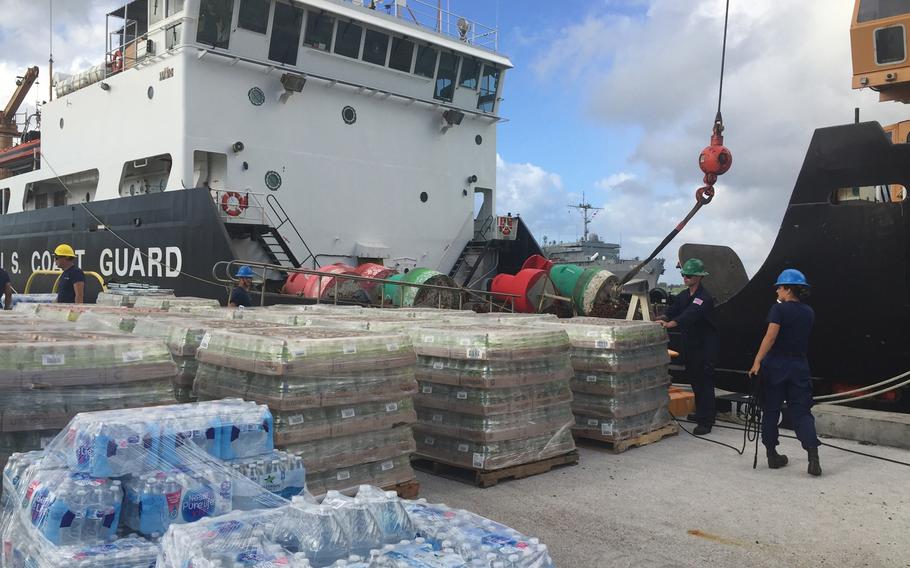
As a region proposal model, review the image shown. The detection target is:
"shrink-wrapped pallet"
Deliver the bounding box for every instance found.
[531,317,672,441]
[409,324,576,471]
[0,331,179,470]
[194,327,419,495]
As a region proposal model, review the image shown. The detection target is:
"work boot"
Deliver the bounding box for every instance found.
[766,447,788,469]
[686,413,697,422]
[693,425,712,435]
[807,447,822,476]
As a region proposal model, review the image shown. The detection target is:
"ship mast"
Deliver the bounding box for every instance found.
[568,192,602,242]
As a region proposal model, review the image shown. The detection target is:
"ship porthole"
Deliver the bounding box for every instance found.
[59,118,64,129]
[248,87,265,106]
[342,106,357,125]
[265,170,282,191]
[420,191,428,203]
[475,135,482,145]
[147,86,155,100]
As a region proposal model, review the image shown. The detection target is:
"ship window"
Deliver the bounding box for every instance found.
[150,0,165,25]
[414,44,437,78]
[53,192,66,208]
[434,52,460,102]
[477,64,500,112]
[334,20,363,58]
[168,0,185,17]
[239,0,270,34]
[35,193,47,210]
[166,21,183,50]
[304,12,334,51]
[459,58,481,90]
[0,189,9,214]
[269,2,303,65]
[874,25,906,64]
[389,37,414,72]
[832,184,908,203]
[363,29,389,65]
[196,0,233,49]
[858,0,910,23]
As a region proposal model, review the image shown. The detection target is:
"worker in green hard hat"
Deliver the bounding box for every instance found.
[657,258,718,435]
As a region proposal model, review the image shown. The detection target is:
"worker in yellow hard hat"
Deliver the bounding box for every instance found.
[54,244,85,304]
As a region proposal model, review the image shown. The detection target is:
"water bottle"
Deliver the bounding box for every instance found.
[82,485,106,542]
[163,476,183,521]
[138,477,167,536]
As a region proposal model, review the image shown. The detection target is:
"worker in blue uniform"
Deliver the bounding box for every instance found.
[749,269,822,476]
[54,244,85,304]
[657,258,718,435]
[229,265,255,308]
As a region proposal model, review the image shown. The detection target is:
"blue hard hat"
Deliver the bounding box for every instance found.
[235,265,255,278]
[774,268,809,287]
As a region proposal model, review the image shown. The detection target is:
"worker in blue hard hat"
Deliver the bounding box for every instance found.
[749,268,822,476]
[657,258,718,435]
[229,265,255,308]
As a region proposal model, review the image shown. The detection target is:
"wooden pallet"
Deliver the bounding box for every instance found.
[412,451,579,488]
[385,477,420,499]
[574,423,679,454]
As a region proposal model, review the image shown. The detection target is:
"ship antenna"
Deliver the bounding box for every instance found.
[567,192,602,242]
[48,0,53,101]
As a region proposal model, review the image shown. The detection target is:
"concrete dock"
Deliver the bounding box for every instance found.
[417,423,910,568]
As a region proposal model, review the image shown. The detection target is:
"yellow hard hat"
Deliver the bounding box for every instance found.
[53,244,76,257]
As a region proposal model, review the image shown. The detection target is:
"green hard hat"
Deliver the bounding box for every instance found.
[680,258,709,277]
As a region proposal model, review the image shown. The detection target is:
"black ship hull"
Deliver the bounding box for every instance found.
[672,122,910,408]
[0,188,236,302]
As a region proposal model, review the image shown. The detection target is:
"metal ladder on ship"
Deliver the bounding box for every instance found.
[257,195,319,270]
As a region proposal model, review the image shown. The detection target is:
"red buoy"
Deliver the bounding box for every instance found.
[491,268,556,313]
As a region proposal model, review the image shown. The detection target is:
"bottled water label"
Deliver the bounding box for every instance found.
[121,351,143,362]
[41,353,65,366]
[385,402,399,412]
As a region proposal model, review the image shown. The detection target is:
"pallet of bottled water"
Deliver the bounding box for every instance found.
[527,318,673,442]
[158,485,555,568]
[408,324,577,473]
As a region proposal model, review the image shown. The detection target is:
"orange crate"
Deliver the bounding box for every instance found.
[668,389,695,417]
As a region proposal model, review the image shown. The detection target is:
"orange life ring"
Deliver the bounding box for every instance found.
[111,50,123,73]
[220,192,247,216]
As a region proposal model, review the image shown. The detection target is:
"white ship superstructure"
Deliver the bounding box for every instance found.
[0,0,525,294]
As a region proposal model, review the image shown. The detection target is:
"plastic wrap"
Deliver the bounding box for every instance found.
[0,332,178,444]
[195,363,417,411]
[410,324,576,470]
[414,426,576,471]
[132,296,221,311]
[3,403,554,568]
[194,326,420,496]
[195,327,415,376]
[282,427,416,475]
[528,318,673,441]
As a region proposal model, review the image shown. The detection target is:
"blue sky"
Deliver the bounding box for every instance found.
[1,0,907,284]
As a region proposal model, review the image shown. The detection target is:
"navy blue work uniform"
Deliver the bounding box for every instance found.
[0,268,10,309]
[665,284,718,427]
[56,265,85,304]
[229,286,252,307]
[761,301,820,450]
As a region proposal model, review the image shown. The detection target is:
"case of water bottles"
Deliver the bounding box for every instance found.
[132,296,222,311]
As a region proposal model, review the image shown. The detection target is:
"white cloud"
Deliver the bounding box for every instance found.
[595,172,635,190]
[522,0,910,283]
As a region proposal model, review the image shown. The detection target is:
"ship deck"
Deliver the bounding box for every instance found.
[418,420,910,567]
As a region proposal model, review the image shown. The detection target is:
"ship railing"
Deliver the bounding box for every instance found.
[342,0,499,51]
[213,259,520,311]
[210,189,272,225]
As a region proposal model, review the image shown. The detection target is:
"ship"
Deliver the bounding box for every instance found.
[666,1,910,411]
[539,194,665,302]
[0,0,540,300]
